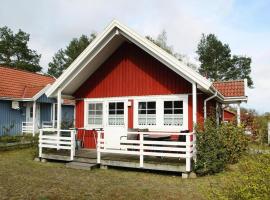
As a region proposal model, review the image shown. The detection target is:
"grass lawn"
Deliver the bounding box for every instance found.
[0,148,269,200]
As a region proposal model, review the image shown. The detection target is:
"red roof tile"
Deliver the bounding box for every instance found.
[213,80,245,97]
[0,66,55,99]
[63,99,75,105]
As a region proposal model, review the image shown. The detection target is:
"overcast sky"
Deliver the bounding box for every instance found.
[0,0,269,113]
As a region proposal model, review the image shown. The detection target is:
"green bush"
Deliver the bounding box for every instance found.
[195,119,248,175]
[219,123,249,164]
[253,115,269,144]
[195,119,227,175]
[208,154,270,200]
[0,135,38,151]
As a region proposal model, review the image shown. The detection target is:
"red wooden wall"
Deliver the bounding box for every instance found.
[188,92,217,130]
[128,100,134,129]
[74,42,217,148]
[223,110,236,122]
[74,42,192,98]
[75,100,97,148]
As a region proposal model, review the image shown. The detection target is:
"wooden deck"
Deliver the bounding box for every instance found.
[41,148,186,172]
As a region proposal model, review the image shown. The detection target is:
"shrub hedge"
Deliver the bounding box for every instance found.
[208,154,270,200]
[0,135,38,151]
[195,119,248,175]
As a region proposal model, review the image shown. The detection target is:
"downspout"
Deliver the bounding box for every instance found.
[204,92,218,121]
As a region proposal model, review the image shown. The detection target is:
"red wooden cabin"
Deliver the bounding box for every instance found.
[42,20,248,172]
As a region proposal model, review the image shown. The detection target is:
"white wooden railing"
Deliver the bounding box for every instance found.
[41,121,55,129]
[97,131,196,172]
[39,129,76,160]
[22,122,34,134]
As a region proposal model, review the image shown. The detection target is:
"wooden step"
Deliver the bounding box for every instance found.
[74,156,97,164]
[66,161,99,170]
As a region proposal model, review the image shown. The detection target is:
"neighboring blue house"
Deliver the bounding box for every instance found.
[0,66,75,136]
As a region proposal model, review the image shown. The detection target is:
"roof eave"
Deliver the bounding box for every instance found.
[223,96,248,104]
[33,84,52,101]
[0,97,33,101]
[46,20,213,98]
[46,21,118,97]
[209,84,248,104]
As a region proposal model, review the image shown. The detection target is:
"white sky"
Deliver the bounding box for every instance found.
[0,0,269,113]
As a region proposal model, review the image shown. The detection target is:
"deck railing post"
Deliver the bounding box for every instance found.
[73,130,76,156]
[97,131,101,164]
[139,132,144,168]
[185,133,191,172]
[268,122,270,145]
[57,89,62,150]
[70,130,75,160]
[193,132,197,163]
[39,129,43,158]
[32,101,36,136]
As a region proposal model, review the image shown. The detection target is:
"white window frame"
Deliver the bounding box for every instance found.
[84,99,128,129]
[134,95,188,131]
[107,101,126,127]
[84,100,105,129]
[138,101,157,126]
[163,100,184,126]
[84,94,188,131]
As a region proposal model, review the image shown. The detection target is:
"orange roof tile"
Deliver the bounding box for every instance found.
[213,80,245,97]
[63,99,75,105]
[0,66,55,99]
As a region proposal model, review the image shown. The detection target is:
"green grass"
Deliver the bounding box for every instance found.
[0,148,269,200]
[249,143,270,151]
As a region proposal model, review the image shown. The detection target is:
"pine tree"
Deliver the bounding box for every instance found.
[48,33,96,77]
[0,26,41,72]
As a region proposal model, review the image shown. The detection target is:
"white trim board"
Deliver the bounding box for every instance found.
[33,84,52,101]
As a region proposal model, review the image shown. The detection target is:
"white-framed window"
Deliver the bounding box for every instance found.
[88,103,103,126]
[138,101,156,125]
[134,95,188,131]
[164,101,183,126]
[108,102,124,125]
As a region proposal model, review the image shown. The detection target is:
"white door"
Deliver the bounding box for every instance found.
[26,103,33,122]
[104,100,128,149]
[26,102,40,131]
[36,103,40,129]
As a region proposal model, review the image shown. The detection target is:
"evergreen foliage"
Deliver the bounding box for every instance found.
[0,26,41,72]
[197,34,253,87]
[48,33,96,77]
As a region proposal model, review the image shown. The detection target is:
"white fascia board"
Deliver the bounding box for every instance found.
[209,85,225,101]
[59,31,118,96]
[33,84,52,101]
[46,21,118,97]
[0,97,33,101]
[116,21,212,89]
[223,96,248,103]
[46,20,212,97]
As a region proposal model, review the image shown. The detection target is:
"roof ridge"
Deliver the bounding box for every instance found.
[214,79,244,84]
[22,85,27,98]
[0,65,55,80]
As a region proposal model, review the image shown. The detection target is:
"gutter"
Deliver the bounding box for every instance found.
[209,85,224,101]
[204,92,218,121]
[0,97,33,101]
